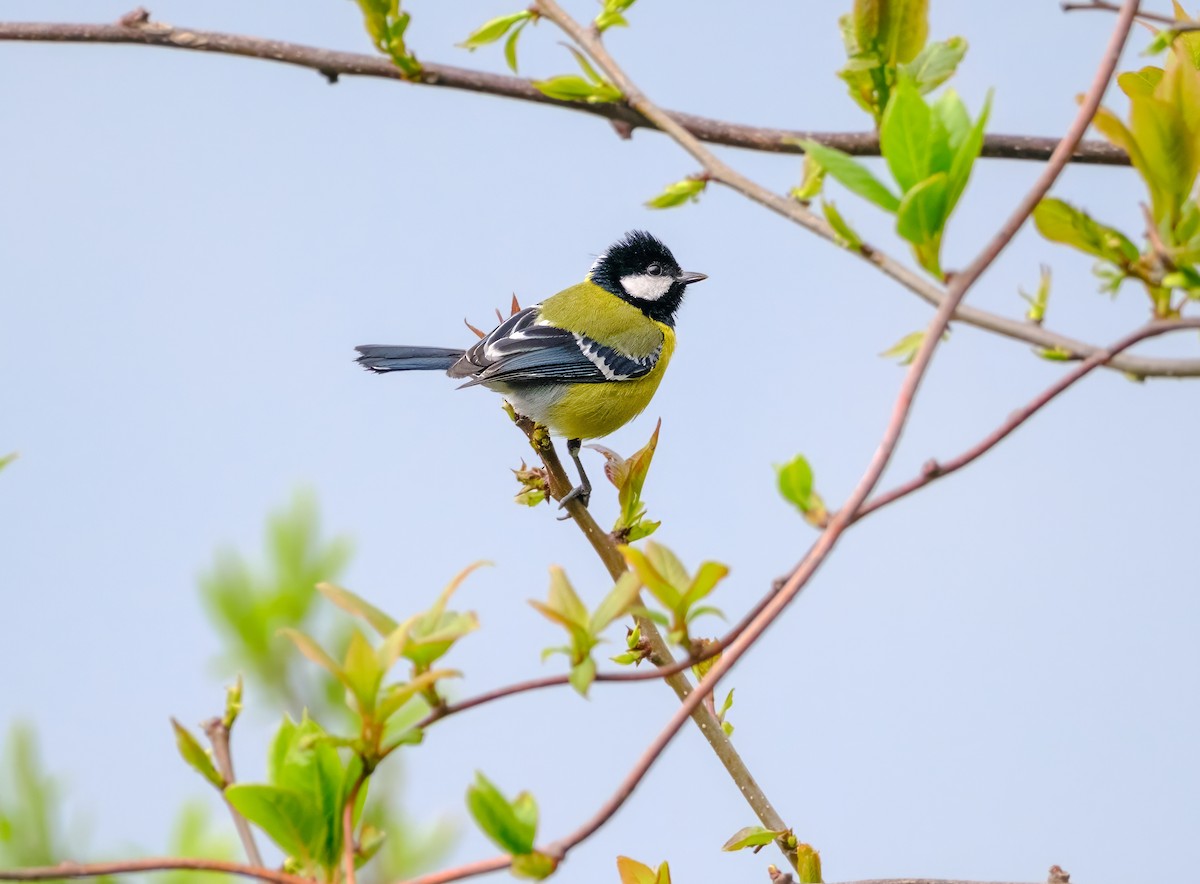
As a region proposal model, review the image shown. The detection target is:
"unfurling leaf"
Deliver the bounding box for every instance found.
[776,455,828,528]
[822,201,864,250]
[791,155,826,202]
[466,773,538,856]
[1032,198,1138,266]
[645,177,707,209]
[879,328,949,365]
[588,420,662,541]
[1019,265,1052,324]
[901,36,968,93]
[171,719,224,790]
[722,824,786,852]
[795,843,824,884]
[595,0,639,31]
[458,11,532,50]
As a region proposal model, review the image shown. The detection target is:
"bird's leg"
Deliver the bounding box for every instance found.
[557,438,592,512]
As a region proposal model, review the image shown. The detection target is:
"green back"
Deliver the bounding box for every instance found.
[539,281,664,358]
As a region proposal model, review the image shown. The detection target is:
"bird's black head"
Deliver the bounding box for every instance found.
[588,230,707,326]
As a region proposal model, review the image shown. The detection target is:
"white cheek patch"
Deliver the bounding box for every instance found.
[620,273,674,302]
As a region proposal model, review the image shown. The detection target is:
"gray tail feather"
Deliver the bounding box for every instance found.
[355,345,465,373]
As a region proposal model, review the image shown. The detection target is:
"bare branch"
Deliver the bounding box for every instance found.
[1,12,1197,377]
[202,717,263,869]
[0,859,306,884]
[858,318,1200,519]
[394,856,511,884]
[0,16,1127,165]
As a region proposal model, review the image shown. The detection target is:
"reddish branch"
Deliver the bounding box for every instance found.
[0,859,306,884]
[0,16,1129,165]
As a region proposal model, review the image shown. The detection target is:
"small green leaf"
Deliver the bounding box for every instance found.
[280,629,346,687]
[590,571,642,634]
[799,141,901,212]
[901,36,968,93]
[458,11,532,50]
[645,177,707,209]
[880,79,932,192]
[466,773,537,856]
[680,562,730,611]
[0,452,16,473]
[171,719,223,790]
[791,154,826,202]
[879,329,948,365]
[595,0,638,31]
[776,455,817,512]
[222,675,243,730]
[896,172,948,261]
[822,201,864,250]
[317,582,398,636]
[1036,346,1075,362]
[341,628,384,715]
[225,784,321,866]
[511,852,558,880]
[944,90,992,216]
[1032,198,1138,265]
[504,22,526,73]
[721,825,786,852]
[569,656,596,696]
[531,75,621,104]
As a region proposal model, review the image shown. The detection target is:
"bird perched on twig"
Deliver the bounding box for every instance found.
[356,230,706,508]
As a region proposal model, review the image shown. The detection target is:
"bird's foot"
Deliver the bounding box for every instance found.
[556,484,591,518]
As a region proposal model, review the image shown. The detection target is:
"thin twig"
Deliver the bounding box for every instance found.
[858,317,1200,518]
[512,416,798,868]
[201,718,264,868]
[1062,0,1200,29]
[1,13,1197,377]
[342,771,367,884]
[0,859,306,884]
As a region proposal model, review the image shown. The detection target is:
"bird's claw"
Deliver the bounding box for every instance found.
[556,485,591,518]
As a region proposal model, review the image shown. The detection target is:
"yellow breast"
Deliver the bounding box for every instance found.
[544,322,676,440]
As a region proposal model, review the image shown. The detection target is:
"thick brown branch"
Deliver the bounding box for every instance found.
[2,14,1198,377]
[0,17,1129,165]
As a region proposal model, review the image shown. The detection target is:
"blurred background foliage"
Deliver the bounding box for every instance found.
[1,492,453,882]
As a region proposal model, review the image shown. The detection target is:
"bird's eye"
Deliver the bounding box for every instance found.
[646,263,662,276]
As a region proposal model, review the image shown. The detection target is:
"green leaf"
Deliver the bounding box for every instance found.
[504,23,526,73]
[721,825,785,852]
[595,0,638,32]
[1032,198,1138,265]
[280,628,347,688]
[645,177,707,209]
[171,719,223,790]
[376,668,460,721]
[225,784,322,865]
[680,562,730,611]
[316,582,397,636]
[929,89,970,174]
[799,141,900,212]
[945,90,992,216]
[880,78,932,191]
[511,852,558,880]
[466,773,537,856]
[0,452,16,473]
[854,0,929,66]
[458,11,531,50]
[531,75,619,103]
[341,628,384,715]
[569,657,597,696]
[896,172,948,245]
[776,455,827,528]
[901,36,967,93]
[822,201,864,250]
[1119,66,1165,98]
[590,571,642,634]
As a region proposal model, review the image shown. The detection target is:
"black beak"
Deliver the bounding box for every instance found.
[678,271,708,286]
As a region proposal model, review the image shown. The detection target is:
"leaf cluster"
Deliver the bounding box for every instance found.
[1034,18,1200,317]
[458,10,537,73]
[588,420,662,542]
[532,45,623,104]
[836,0,966,124]
[775,455,828,527]
[621,542,728,649]
[531,567,641,695]
[353,0,421,77]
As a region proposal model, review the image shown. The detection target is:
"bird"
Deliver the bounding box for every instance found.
[355,230,707,509]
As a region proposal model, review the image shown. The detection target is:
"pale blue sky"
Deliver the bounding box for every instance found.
[2,2,1198,883]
